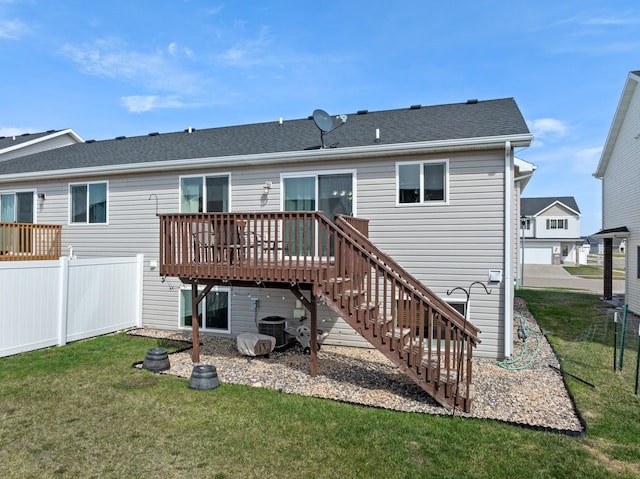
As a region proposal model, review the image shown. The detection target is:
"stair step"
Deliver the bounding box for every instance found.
[367,315,393,325]
[385,328,411,340]
[328,277,351,284]
[342,289,361,297]
[354,302,377,311]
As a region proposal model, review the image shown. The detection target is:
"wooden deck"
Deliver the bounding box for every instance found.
[159,212,481,412]
[0,222,62,261]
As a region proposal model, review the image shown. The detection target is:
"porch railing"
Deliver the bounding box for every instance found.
[0,222,62,261]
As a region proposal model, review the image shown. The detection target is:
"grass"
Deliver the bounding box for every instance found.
[563,264,626,280]
[1,291,639,478]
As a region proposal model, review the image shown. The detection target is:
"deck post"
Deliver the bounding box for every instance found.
[310,293,318,377]
[191,280,200,363]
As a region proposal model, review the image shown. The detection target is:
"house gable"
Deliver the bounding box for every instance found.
[0,129,83,163]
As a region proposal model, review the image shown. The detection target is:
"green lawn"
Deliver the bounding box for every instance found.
[1,290,639,478]
[564,264,626,280]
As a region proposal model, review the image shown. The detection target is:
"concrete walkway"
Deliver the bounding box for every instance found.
[521,264,625,296]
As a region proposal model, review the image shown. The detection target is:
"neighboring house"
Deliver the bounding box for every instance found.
[0,129,83,161]
[0,99,533,365]
[1,129,83,224]
[519,197,583,265]
[584,235,626,256]
[594,70,640,305]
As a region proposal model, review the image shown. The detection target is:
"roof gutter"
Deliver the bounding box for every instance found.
[0,133,533,183]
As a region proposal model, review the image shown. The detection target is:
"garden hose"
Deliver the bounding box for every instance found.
[498,314,542,371]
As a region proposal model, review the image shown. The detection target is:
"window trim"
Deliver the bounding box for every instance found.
[179,284,231,333]
[280,168,358,216]
[68,181,108,225]
[396,159,449,206]
[546,218,569,230]
[1,189,37,223]
[179,173,231,213]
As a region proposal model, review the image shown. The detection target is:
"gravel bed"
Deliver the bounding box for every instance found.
[129,299,584,434]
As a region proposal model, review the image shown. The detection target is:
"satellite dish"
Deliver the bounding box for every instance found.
[313,109,334,132]
[312,109,347,148]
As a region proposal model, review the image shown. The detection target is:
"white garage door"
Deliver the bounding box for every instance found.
[524,247,552,264]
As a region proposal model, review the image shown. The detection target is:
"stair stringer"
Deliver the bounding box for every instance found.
[314,214,481,412]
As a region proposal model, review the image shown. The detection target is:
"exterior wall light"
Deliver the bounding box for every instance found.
[263,181,272,194]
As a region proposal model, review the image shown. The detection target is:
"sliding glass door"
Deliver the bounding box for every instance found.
[282,172,354,256]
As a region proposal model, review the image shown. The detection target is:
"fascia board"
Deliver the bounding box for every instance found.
[0,129,84,156]
[533,200,581,218]
[594,72,639,178]
[0,133,532,183]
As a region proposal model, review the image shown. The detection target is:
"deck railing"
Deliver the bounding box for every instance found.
[0,222,62,261]
[159,211,480,411]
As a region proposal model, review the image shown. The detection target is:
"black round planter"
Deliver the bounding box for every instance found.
[142,348,170,372]
[189,365,219,390]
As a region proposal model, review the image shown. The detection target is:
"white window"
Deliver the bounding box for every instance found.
[70,182,107,224]
[546,219,568,230]
[180,175,229,213]
[397,160,448,205]
[180,286,230,332]
[1,191,34,223]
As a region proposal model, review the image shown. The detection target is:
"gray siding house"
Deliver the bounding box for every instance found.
[594,70,640,308]
[0,99,533,360]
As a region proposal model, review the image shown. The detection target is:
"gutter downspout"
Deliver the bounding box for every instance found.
[504,141,513,358]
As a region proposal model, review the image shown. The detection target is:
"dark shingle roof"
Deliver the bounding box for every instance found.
[0,98,530,176]
[0,130,62,151]
[521,196,581,216]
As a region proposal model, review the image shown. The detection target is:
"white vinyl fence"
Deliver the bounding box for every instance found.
[0,255,143,358]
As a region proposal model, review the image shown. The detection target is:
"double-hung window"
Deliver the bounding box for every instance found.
[397,160,448,205]
[180,175,229,213]
[70,182,107,224]
[546,219,568,230]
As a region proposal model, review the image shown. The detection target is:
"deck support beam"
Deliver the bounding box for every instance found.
[186,279,216,363]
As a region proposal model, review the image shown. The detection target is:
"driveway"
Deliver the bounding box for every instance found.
[521,264,625,295]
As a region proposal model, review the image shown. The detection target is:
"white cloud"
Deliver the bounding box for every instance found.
[217,25,272,67]
[204,6,224,16]
[0,18,28,39]
[583,16,639,26]
[120,95,185,113]
[60,38,203,96]
[528,118,569,144]
[168,42,194,58]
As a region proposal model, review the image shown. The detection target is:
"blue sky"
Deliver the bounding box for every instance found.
[1,1,639,236]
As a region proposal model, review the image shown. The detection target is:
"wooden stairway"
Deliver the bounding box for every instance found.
[316,215,481,412]
[159,211,481,412]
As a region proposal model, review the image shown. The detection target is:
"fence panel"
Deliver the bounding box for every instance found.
[0,255,143,358]
[0,261,61,357]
